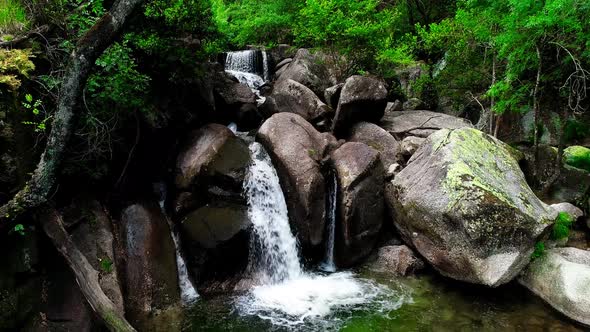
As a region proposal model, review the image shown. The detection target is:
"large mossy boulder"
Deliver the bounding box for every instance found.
[519,247,590,326]
[257,113,339,250]
[119,202,182,331]
[386,128,554,286]
[381,110,473,139]
[331,142,384,267]
[347,122,402,169]
[175,123,250,191]
[261,79,331,122]
[332,75,388,136]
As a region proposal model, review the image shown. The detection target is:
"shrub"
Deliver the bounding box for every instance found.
[551,211,575,240]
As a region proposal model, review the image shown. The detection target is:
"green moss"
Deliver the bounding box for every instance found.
[551,211,574,240]
[563,146,590,172]
[531,241,545,260]
[435,129,523,210]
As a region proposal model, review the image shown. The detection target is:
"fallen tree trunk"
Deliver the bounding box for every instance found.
[41,207,136,332]
[0,0,144,225]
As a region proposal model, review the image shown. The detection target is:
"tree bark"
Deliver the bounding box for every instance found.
[41,208,136,332]
[0,0,144,225]
[532,45,543,174]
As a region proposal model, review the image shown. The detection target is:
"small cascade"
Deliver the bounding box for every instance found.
[153,183,199,305]
[237,143,402,328]
[262,51,270,82]
[243,142,303,284]
[224,50,270,104]
[320,171,337,273]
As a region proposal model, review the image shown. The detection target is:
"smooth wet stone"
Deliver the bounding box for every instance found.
[519,247,590,326]
[366,245,425,276]
[175,123,250,190]
[119,202,182,331]
[331,142,384,267]
[332,75,388,136]
[347,121,402,169]
[257,113,340,250]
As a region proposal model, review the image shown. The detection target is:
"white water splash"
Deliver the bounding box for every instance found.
[243,142,302,283]
[320,171,337,273]
[237,143,405,329]
[225,50,268,105]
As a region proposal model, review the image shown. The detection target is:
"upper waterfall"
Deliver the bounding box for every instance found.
[224,50,270,104]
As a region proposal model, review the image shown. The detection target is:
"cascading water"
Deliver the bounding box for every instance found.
[153,183,199,305]
[237,143,405,329]
[225,50,269,104]
[320,171,337,273]
[243,142,303,283]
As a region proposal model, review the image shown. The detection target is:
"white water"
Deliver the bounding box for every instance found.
[237,143,405,328]
[154,183,199,305]
[225,50,268,104]
[243,142,303,283]
[320,171,337,273]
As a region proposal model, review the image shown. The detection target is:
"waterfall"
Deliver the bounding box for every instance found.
[320,171,337,272]
[224,50,270,104]
[237,143,402,328]
[244,142,302,284]
[153,183,199,305]
[262,51,270,82]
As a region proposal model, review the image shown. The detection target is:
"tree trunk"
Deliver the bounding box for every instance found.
[532,45,543,173]
[490,54,496,136]
[41,208,136,332]
[0,0,144,225]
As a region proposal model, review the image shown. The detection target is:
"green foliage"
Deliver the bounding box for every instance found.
[564,119,590,142]
[22,93,49,132]
[563,146,590,172]
[0,0,28,34]
[531,241,546,259]
[551,212,575,240]
[87,41,150,111]
[212,0,299,47]
[0,49,34,90]
[99,257,113,273]
[11,224,25,236]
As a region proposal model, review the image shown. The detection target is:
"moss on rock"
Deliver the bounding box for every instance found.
[563,146,590,172]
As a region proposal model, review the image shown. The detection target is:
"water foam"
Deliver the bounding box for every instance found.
[237,143,406,329]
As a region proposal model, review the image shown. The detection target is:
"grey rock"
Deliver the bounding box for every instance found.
[403,98,426,110]
[385,100,402,114]
[257,113,339,249]
[266,79,331,121]
[275,58,292,70]
[331,142,384,267]
[401,136,426,157]
[347,121,402,169]
[366,245,425,276]
[324,83,344,109]
[549,202,584,220]
[332,75,388,135]
[381,110,473,139]
[175,124,250,190]
[519,248,590,326]
[120,202,182,331]
[386,128,554,286]
[277,48,335,98]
